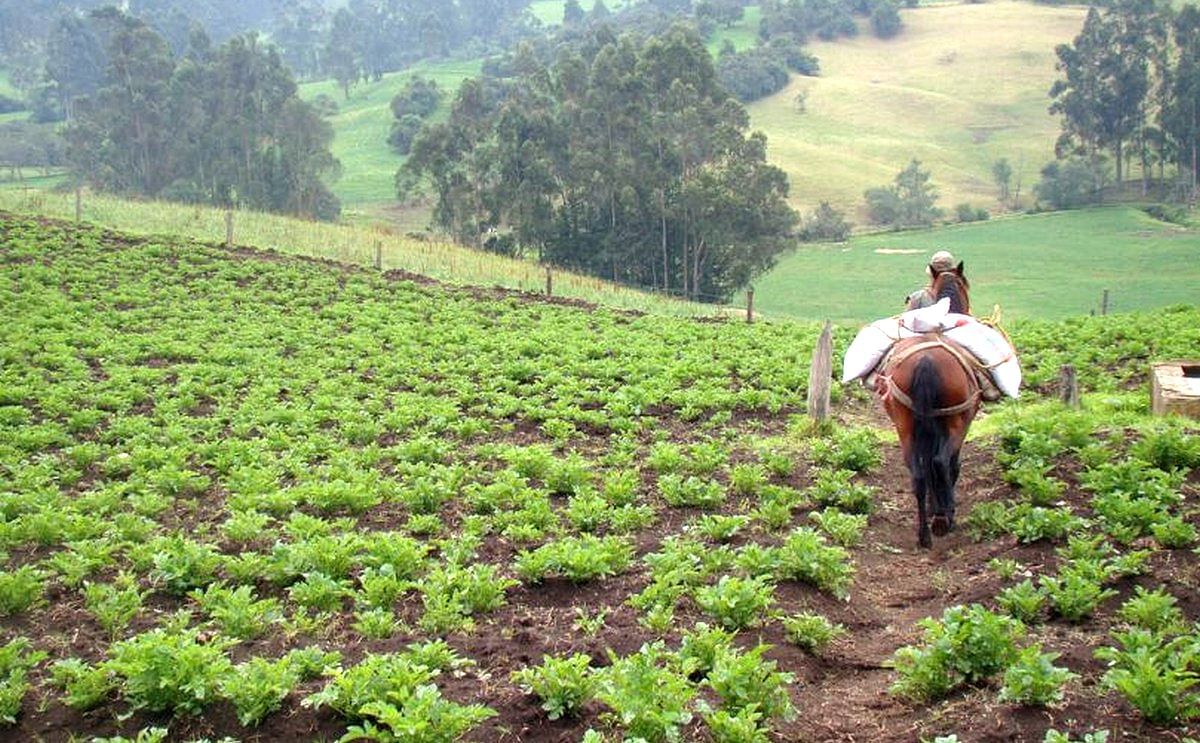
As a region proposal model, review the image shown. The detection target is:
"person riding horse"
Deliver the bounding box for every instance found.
[905,250,963,312]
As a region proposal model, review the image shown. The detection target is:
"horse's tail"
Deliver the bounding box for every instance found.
[909,355,950,508]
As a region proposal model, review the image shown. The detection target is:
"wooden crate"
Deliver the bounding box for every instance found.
[1152,361,1200,418]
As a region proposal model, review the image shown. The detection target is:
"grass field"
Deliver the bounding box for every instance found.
[747,0,1085,220]
[745,206,1200,323]
[298,58,483,220]
[0,69,17,99]
[707,5,763,55]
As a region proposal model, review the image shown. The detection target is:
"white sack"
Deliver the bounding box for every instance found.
[842,318,910,382]
[944,322,1022,398]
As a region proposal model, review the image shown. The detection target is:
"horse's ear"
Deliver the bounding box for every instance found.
[955,261,965,276]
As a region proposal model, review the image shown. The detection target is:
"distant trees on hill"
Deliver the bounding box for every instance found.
[1047,0,1200,203]
[864,160,942,228]
[63,10,341,220]
[761,0,905,43]
[399,24,797,302]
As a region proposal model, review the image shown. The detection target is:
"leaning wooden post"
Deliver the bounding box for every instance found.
[1101,289,1110,316]
[746,287,755,324]
[74,185,82,223]
[1059,364,1080,408]
[545,266,553,297]
[807,320,834,422]
[374,240,382,270]
[224,208,234,247]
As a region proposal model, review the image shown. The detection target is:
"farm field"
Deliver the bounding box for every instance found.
[748,0,1086,219]
[2,212,1200,742]
[0,189,711,316]
[746,206,1200,323]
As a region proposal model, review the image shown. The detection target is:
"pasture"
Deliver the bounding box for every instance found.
[298,58,483,219]
[748,0,1086,218]
[1,212,1199,742]
[746,206,1200,323]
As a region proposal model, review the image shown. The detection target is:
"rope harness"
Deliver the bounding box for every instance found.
[876,337,982,417]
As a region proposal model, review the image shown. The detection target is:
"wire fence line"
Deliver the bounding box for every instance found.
[0,188,768,320]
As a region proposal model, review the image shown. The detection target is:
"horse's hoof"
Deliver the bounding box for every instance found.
[931,516,950,537]
[919,532,932,549]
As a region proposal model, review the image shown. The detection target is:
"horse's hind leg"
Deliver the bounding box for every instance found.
[912,471,932,549]
[947,451,962,530]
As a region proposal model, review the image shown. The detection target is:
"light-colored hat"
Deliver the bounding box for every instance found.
[929,250,955,273]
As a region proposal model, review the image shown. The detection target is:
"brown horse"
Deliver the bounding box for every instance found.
[878,268,979,548]
[933,261,970,315]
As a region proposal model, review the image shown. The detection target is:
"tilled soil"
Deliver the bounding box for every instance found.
[8,399,1200,743]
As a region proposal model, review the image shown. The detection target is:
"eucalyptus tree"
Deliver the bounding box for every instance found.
[400,24,796,301]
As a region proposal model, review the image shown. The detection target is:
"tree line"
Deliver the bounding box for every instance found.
[1045,0,1200,205]
[62,9,341,219]
[398,23,797,302]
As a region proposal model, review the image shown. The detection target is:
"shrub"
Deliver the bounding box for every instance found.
[999,646,1076,706]
[694,575,776,630]
[1035,156,1109,209]
[781,612,846,653]
[598,643,695,742]
[105,627,235,715]
[775,528,855,599]
[1095,629,1200,724]
[678,623,736,678]
[995,580,1045,624]
[798,202,851,243]
[514,535,634,584]
[349,684,497,742]
[221,657,299,726]
[511,654,597,720]
[1117,586,1185,634]
[1039,569,1117,623]
[890,605,1024,701]
[303,653,437,719]
[0,567,44,616]
[706,644,795,720]
[0,638,47,723]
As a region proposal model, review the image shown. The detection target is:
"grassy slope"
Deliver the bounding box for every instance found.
[298,59,483,221]
[0,188,713,316]
[746,206,1200,323]
[707,5,763,55]
[747,1,1085,220]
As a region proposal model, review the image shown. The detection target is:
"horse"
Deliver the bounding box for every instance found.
[877,267,980,548]
[933,261,970,315]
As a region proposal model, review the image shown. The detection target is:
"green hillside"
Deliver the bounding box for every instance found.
[298,58,482,222]
[747,0,1085,220]
[745,206,1200,323]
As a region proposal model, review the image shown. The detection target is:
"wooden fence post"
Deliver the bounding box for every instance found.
[224,209,234,247]
[74,185,82,223]
[1059,364,1080,408]
[746,287,755,324]
[545,266,553,297]
[807,320,834,422]
[374,240,382,270]
[1101,289,1110,316]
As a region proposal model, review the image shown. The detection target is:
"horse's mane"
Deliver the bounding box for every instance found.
[932,268,970,315]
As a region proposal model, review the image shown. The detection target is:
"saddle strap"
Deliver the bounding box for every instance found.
[884,375,980,417]
[878,336,981,417]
